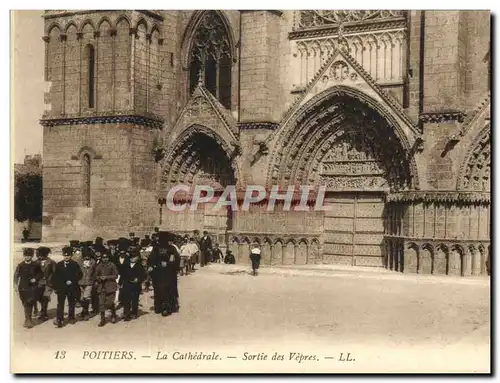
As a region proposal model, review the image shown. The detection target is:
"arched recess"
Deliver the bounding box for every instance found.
[267,86,417,189]
[160,125,239,247]
[420,243,434,275]
[161,124,241,189]
[271,240,284,266]
[182,10,235,109]
[266,85,417,267]
[64,24,79,114]
[115,17,131,111]
[449,245,465,276]
[262,238,272,266]
[77,147,97,208]
[47,25,62,115]
[434,244,449,275]
[457,124,491,192]
[97,19,113,111]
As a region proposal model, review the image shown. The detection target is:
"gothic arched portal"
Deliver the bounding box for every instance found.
[161,131,236,246]
[268,88,414,267]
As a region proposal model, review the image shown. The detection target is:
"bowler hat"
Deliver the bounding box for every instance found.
[37,246,51,257]
[23,248,34,257]
[82,248,93,258]
[158,231,181,247]
[62,246,73,256]
[118,237,130,251]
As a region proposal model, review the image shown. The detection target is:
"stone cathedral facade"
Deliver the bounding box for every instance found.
[41,10,491,276]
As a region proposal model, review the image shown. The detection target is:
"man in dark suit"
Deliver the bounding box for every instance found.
[113,241,130,308]
[199,231,212,267]
[94,252,119,327]
[14,248,43,328]
[121,249,147,321]
[151,232,181,316]
[51,246,83,327]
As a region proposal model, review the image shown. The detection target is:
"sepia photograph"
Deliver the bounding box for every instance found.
[10,8,491,374]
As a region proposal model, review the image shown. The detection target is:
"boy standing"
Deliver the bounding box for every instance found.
[35,246,56,321]
[94,252,119,327]
[78,248,96,320]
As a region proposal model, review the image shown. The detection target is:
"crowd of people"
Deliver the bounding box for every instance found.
[13,228,245,330]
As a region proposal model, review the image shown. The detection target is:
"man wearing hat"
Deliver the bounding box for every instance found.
[51,246,83,327]
[107,240,118,259]
[224,249,236,264]
[199,231,213,267]
[35,246,56,321]
[94,252,119,326]
[143,235,152,247]
[121,248,147,321]
[113,238,131,306]
[70,240,82,265]
[91,249,103,315]
[149,232,181,316]
[77,247,97,320]
[94,237,108,255]
[147,239,160,312]
[14,248,43,328]
[140,239,153,291]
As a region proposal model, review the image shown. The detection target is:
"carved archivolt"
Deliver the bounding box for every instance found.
[457,125,491,192]
[161,124,241,193]
[268,85,419,191]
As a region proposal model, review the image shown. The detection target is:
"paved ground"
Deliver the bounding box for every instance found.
[10,244,490,373]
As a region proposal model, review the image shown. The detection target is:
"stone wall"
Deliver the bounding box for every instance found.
[42,123,158,241]
[41,10,490,276]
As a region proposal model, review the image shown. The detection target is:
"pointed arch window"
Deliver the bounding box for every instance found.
[82,153,91,207]
[87,44,95,108]
[188,12,232,109]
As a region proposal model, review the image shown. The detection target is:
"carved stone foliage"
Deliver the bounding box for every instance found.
[269,91,412,192]
[296,10,407,29]
[458,126,491,192]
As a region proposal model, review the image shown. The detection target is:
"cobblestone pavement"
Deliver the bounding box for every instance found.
[11,246,490,373]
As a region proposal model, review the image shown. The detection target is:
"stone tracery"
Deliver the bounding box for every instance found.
[188,11,232,109]
[296,10,407,29]
[458,125,491,192]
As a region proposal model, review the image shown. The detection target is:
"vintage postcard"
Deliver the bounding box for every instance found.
[11,9,491,374]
